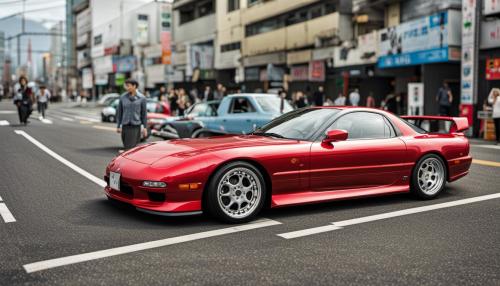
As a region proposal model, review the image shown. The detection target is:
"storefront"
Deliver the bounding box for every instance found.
[376,10,462,115]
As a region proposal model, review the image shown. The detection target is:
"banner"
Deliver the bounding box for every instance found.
[378,11,461,68]
[486,58,500,80]
[460,0,478,105]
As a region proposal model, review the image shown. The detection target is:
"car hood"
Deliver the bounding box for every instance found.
[122,135,297,165]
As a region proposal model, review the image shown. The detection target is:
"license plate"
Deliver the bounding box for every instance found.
[110,172,120,191]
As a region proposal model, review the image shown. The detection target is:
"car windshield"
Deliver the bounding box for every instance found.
[255,108,340,141]
[255,96,294,113]
[187,103,208,116]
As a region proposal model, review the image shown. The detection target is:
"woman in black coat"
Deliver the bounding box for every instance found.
[14,76,35,125]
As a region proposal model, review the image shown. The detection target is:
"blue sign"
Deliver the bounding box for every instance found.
[377,10,460,68]
[378,48,449,68]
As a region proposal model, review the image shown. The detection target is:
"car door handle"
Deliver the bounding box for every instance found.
[246,119,251,122]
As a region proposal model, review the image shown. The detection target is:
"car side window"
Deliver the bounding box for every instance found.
[229,98,256,114]
[327,112,393,140]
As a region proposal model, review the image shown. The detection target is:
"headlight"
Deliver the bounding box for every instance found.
[142,181,167,188]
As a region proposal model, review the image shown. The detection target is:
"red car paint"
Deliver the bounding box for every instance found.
[104,107,472,215]
[146,101,171,128]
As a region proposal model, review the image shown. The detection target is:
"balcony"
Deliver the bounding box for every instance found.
[241,0,320,25]
[243,12,349,57]
[174,14,216,44]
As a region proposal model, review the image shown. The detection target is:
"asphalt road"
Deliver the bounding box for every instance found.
[0,101,499,286]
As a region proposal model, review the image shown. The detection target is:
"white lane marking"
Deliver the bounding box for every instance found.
[61,117,75,122]
[471,144,500,150]
[73,115,100,123]
[278,193,500,239]
[0,203,16,223]
[23,219,281,273]
[0,111,16,114]
[0,120,10,126]
[278,225,342,239]
[14,130,106,188]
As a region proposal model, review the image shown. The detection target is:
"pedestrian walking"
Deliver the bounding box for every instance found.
[366,92,376,108]
[116,79,148,151]
[436,82,453,116]
[168,88,178,116]
[203,85,214,102]
[488,88,500,145]
[334,92,346,106]
[349,88,360,106]
[313,86,325,106]
[293,91,307,108]
[177,88,191,116]
[214,83,225,100]
[36,85,51,119]
[14,76,34,125]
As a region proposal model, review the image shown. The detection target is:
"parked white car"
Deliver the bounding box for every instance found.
[97,93,120,106]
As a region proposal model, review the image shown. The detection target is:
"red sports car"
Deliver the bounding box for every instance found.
[104,107,471,223]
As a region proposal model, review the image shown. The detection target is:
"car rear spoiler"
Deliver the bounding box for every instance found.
[401,116,469,133]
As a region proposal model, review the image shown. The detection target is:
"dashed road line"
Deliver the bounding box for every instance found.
[0,120,10,126]
[278,193,500,239]
[23,219,281,273]
[0,196,16,223]
[0,110,16,114]
[472,159,500,168]
[14,130,106,188]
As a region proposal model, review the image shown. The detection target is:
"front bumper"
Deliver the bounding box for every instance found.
[104,171,203,216]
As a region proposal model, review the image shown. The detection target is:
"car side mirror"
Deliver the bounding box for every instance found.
[323,129,348,144]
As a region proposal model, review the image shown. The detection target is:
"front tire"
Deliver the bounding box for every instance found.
[206,162,266,223]
[411,154,447,199]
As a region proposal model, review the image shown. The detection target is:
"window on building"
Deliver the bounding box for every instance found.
[93,34,102,45]
[179,4,195,24]
[228,0,240,12]
[221,42,241,53]
[198,0,214,18]
[245,0,336,37]
[248,0,261,7]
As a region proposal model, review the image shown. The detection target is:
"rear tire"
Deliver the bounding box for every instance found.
[108,115,116,123]
[411,154,447,199]
[205,161,266,223]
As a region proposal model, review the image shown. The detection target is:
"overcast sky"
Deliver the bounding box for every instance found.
[0,0,66,28]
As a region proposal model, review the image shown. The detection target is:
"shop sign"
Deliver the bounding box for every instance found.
[115,73,125,86]
[407,83,424,116]
[136,14,149,46]
[187,42,214,76]
[81,68,93,89]
[113,56,137,73]
[484,0,500,15]
[378,10,461,68]
[309,60,325,82]
[486,58,500,80]
[160,5,172,65]
[92,55,113,74]
[461,0,478,106]
[95,74,108,86]
[76,8,91,36]
[291,65,309,81]
[480,19,500,49]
